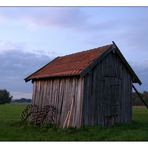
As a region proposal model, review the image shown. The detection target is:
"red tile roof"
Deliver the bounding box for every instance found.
[25,44,113,81]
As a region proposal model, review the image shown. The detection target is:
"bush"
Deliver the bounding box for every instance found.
[0,89,13,104]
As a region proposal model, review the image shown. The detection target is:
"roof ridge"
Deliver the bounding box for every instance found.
[60,44,113,58]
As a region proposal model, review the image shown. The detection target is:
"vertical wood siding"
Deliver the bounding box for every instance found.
[31,51,133,128]
[82,51,132,127]
[32,77,84,128]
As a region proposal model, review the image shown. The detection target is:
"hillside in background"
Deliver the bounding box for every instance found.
[12,98,31,104]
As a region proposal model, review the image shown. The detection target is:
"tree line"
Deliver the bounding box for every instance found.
[132,91,148,106]
[0,89,32,104]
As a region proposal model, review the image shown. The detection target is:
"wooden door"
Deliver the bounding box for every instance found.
[102,76,121,126]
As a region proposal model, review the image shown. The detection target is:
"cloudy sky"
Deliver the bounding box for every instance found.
[0,7,148,99]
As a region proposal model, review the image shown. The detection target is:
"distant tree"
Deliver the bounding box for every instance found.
[143,91,148,105]
[132,91,148,106]
[0,89,13,104]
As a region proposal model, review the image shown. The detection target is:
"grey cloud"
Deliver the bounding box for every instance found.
[0,7,89,30]
[0,7,148,95]
[0,7,119,32]
[0,7,148,34]
[0,49,53,98]
[0,40,26,53]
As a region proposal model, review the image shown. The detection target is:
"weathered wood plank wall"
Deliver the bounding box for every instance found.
[31,50,132,128]
[82,51,132,127]
[32,77,84,128]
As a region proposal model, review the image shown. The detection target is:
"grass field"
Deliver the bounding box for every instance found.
[0,104,148,141]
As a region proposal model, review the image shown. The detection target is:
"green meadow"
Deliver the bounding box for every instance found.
[0,104,148,141]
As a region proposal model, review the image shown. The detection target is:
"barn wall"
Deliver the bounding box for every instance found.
[82,51,132,127]
[32,77,84,128]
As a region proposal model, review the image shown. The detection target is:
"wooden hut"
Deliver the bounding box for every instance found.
[25,42,142,128]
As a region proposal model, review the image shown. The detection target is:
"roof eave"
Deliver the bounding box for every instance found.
[25,74,81,82]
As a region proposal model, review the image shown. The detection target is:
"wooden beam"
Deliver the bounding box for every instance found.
[132,84,148,109]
